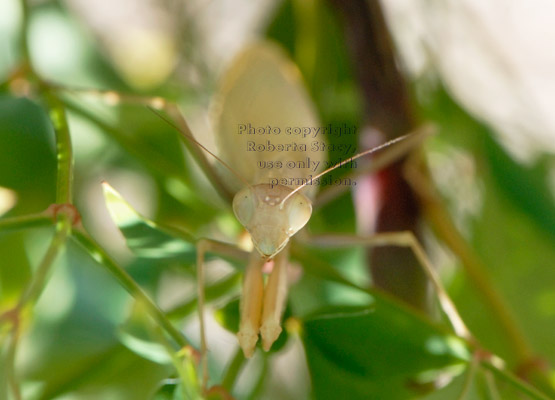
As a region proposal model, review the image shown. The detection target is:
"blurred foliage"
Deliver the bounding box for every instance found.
[0,0,554,400]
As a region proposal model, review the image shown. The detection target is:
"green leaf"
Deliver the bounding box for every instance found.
[0,95,56,214]
[470,167,555,364]
[152,379,180,400]
[102,182,196,263]
[117,301,173,365]
[483,132,555,239]
[417,85,555,395]
[214,298,240,334]
[22,238,170,400]
[0,232,32,306]
[302,304,469,400]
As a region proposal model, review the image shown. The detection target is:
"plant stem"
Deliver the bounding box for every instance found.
[3,215,70,400]
[6,331,22,400]
[19,2,74,207]
[19,0,31,64]
[0,213,52,233]
[222,348,245,391]
[456,354,479,400]
[481,361,553,400]
[18,215,71,307]
[246,354,268,400]
[72,230,188,348]
[41,88,74,205]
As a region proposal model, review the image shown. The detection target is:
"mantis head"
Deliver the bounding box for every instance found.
[233,184,312,259]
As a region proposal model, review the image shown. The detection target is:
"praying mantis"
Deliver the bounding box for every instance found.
[4,2,553,399]
[58,40,470,392]
[149,41,470,387]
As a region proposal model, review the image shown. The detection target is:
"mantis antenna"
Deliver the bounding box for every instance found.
[279,131,420,208]
[147,106,254,190]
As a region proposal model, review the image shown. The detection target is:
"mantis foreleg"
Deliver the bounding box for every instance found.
[237,252,264,359]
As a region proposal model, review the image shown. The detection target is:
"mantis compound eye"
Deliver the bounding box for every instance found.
[286,192,312,235]
[233,187,256,227]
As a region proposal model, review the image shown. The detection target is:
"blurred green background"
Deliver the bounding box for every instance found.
[1,0,554,399]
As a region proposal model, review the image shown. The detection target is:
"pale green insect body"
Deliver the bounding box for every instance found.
[210,41,326,356]
[212,42,326,197]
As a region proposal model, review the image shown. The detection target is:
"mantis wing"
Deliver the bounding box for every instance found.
[211,41,326,198]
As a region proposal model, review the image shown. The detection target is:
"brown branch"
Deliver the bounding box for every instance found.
[326,0,428,311]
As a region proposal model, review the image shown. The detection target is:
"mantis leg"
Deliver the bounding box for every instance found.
[237,245,291,357]
[304,232,472,341]
[260,245,290,352]
[195,239,249,392]
[237,252,265,359]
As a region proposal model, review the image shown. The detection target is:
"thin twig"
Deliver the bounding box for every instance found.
[483,369,501,400]
[18,216,71,307]
[456,353,479,400]
[0,213,52,233]
[41,87,74,204]
[222,348,246,391]
[3,215,71,400]
[6,331,22,400]
[481,361,552,400]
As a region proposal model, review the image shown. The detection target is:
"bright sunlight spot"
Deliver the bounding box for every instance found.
[0,186,16,215]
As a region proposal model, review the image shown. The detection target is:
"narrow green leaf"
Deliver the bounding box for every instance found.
[102,182,196,263]
[153,379,180,400]
[117,300,179,365]
[118,327,173,365]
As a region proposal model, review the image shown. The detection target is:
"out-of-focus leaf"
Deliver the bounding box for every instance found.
[21,239,170,400]
[102,182,196,263]
[153,379,181,400]
[117,105,187,179]
[35,344,170,400]
[214,298,240,334]
[470,168,555,365]
[417,86,555,397]
[302,303,469,400]
[419,87,555,367]
[155,376,215,400]
[117,301,173,365]
[0,96,56,214]
[118,331,172,364]
[421,364,525,400]
[0,232,31,306]
[153,379,179,400]
[153,379,200,400]
[483,132,555,238]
